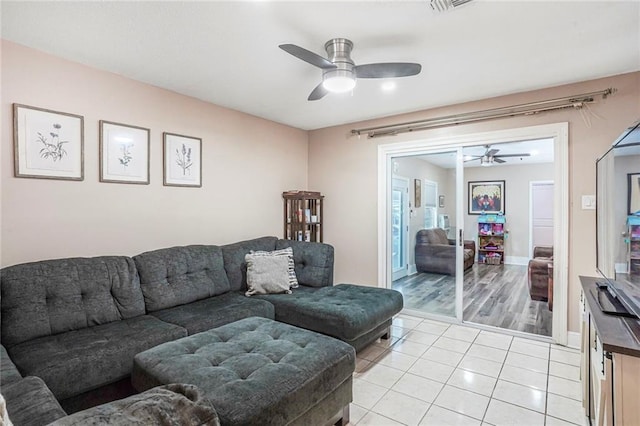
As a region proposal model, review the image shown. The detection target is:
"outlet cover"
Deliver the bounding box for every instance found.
[582,195,596,210]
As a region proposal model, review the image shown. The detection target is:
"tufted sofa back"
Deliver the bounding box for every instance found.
[133,245,231,312]
[221,237,278,291]
[275,240,334,287]
[1,256,145,348]
[219,237,334,291]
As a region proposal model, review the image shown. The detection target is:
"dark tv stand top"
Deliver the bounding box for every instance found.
[581,276,640,357]
[592,281,637,318]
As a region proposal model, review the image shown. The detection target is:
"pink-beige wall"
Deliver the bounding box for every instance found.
[1,41,308,266]
[308,71,640,333]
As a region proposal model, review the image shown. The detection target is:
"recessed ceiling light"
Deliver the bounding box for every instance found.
[381,81,396,92]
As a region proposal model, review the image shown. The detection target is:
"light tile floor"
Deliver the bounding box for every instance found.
[349,314,587,426]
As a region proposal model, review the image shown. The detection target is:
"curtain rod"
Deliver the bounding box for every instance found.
[351,88,615,139]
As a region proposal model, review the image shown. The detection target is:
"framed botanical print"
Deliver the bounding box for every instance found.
[628,172,640,215]
[99,121,150,184]
[163,132,202,187]
[414,179,421,208]
[13,104,84,180]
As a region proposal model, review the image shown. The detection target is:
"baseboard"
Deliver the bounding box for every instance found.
[567,331,580,349]
[504,256,529,266]
[408,264,417,275]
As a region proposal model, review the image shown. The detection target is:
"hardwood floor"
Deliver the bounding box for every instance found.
[392,264,552,337]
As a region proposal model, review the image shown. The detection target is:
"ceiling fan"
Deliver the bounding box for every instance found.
[279,38,422,101]
[465,145,531,166]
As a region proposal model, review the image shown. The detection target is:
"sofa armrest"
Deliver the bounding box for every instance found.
[463,240,476,255]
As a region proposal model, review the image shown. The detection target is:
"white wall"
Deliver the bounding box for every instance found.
[1,41,309,266]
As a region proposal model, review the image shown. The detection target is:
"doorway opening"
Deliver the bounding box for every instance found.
[378,123,568,344]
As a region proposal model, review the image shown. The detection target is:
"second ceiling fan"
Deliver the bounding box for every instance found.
[279,38,422,101]
[465,145,531,166]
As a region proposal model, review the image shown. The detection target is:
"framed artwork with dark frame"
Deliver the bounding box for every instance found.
[628,172,640,215]
[468,180,505,215]
[414,179,421,208]
[99,120,150,184]
[13,103,84,180]
[163,132,202,187]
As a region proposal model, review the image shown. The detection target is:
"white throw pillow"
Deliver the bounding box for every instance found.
[245,254,293,296]
[249,247,299,288]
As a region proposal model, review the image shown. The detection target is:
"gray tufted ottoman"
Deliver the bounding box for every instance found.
[131,317,355,426]
[257,284,404,352]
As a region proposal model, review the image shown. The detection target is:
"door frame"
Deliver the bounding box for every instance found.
[378,122,569,345]
[529,180,555,259]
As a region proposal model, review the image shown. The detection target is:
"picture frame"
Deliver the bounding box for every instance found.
[468,180,505,215]
[628,172,640,215]
[439,195,445,208]
[99,121,150,184]
[13,103,84,180]
[414,179,421,208]
[163,132,202,187]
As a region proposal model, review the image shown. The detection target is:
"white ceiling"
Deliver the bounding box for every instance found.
[2,1,639,131]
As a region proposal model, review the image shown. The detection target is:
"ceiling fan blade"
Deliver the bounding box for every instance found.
[308,82,329,101]
[279,44,337,70]
[486,149,499,157]
[354,63,422,78]
[494,153,531,158]
[464,158,481,163]
[493,158,506,163]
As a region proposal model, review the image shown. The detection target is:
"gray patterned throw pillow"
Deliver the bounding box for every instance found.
[245,254,292,296]
[249,247,298,289]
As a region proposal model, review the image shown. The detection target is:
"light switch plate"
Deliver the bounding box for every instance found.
[582,195,596,210]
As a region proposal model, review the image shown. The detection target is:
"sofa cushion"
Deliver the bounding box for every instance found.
[221,237,278,291]
[3,376,66,426]
[275,240,334,287]
[257,284,403,341]
[133,245,231,312]
[1,344,22,386]
[150,292,275,335]
[7,315,187,400]
[1,256,145,348]
[49,384,220,426]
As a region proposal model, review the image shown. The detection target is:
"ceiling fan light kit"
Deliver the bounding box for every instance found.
[279,37,421,101]
[322,71,356,93]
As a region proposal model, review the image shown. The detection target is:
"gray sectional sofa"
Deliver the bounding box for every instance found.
[0,236,403,425]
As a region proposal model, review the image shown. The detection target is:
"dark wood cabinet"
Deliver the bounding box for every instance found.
[283,191,323,242]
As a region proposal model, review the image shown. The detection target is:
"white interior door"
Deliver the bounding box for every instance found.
[392,177,409,280]
[531,181,554,255]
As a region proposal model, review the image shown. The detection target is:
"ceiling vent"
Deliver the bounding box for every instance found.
[430,0,473,13]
